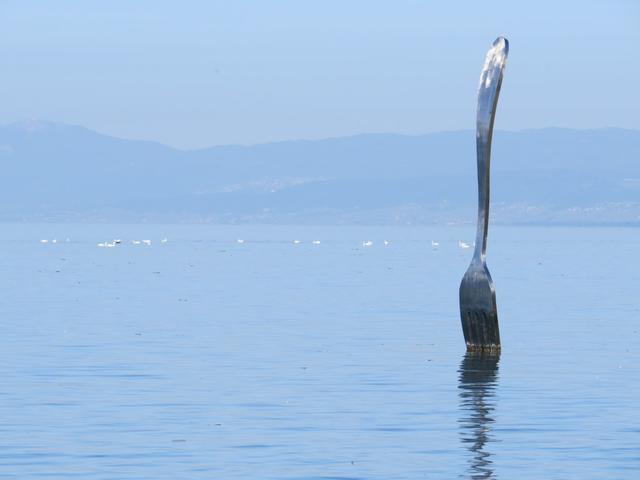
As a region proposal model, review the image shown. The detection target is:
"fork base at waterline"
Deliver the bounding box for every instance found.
[461,309,501,352]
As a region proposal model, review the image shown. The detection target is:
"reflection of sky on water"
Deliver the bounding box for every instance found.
[458,353,500,479]
[2,224,638,478]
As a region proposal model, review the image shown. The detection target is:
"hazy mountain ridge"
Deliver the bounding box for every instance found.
[1,120,639,224]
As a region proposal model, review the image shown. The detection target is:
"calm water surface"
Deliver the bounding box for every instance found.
[0,224,638,479]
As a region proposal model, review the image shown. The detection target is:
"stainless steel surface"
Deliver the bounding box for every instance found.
[459,37,509,351]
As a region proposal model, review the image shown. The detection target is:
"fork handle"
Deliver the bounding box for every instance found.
[473,37,508,262]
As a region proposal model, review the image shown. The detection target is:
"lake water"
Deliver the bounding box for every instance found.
[1,224,638,479]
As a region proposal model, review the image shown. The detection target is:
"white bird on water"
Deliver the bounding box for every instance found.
[362,240,373,247]
[160,238,168,244]
[132,240,141,245]
[383,240,390,246]
[142,239,152,246]
[292,240,301,244]
[431,240,439,247]
[40,239,49,244]
[237,239,245,244]
[312,240,321,245]
[458,240,471,249]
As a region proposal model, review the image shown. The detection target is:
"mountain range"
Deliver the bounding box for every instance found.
[1,120,639,224]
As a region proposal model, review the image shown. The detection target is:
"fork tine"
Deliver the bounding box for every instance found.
[462,307,500,352]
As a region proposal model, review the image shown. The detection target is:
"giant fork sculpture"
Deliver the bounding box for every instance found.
[459,37,509,352]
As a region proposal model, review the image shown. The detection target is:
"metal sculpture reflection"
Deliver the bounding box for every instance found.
[458,352,500,479]
[459,37,509,351]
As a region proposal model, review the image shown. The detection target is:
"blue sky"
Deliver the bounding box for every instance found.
[0,1,638,148]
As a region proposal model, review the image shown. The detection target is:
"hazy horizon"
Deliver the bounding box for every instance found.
[1,1,638,148]
[1,121,639,225]
[4,117,640,150]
